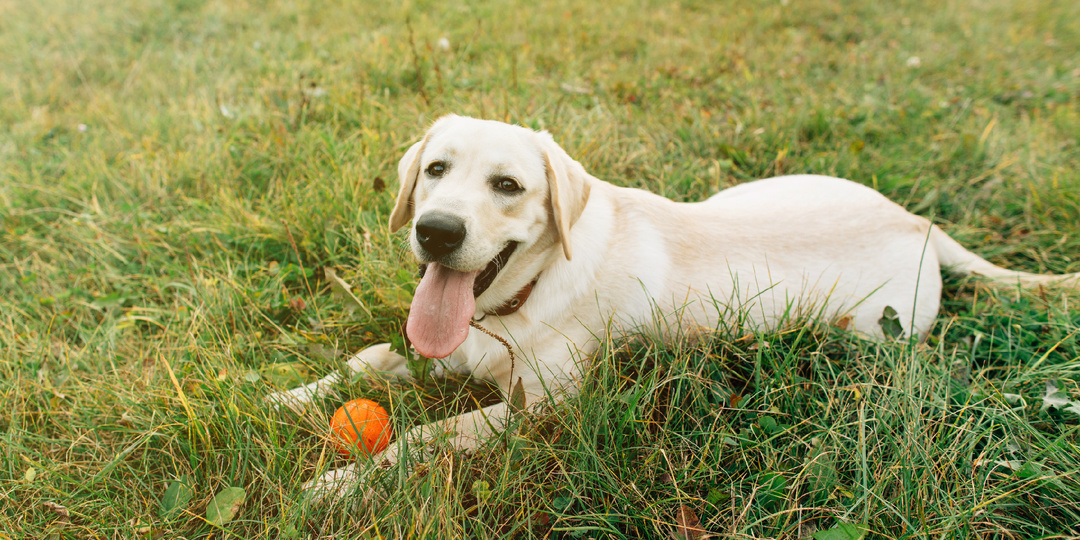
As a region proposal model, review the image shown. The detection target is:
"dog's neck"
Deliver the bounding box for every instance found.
[485,278,537,317]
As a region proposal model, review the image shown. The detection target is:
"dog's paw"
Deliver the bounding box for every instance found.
[302,464,356,500]
[302,464,377,504]
[265,384,319,413]
[267,373,343,412]
[302,445,404,504]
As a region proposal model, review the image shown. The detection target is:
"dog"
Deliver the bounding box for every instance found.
[271,114,1077,499]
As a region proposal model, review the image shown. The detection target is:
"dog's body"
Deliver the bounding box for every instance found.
[273,115,1076,498]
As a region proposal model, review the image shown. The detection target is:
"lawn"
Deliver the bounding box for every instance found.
[2,0,1080,537]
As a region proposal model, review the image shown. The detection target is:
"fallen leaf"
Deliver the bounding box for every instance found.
[757,471,787,510]
[279,523,300,539]
[877,306,904,339]
[531,511,551,527]
[1041,380,1080,415]
[673,505,707,539]
[472,480,492,502]
[127,518,154,534]
[1013,460,1067,491]
[706,488,728,506]
[993,459,1024,471]
[1000,393,1024,406]
[260,362,310,388]
[509,377,527,413]
[43,502,69,517]
[159,476,194,519]
[324,267,367,315]
[812,522,867,540]
[205,486,246,527]
[305,343,339,361]
[553,495,574,511]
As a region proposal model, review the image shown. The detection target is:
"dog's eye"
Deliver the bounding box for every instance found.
[425,161,446,177]
[495,177,521,193]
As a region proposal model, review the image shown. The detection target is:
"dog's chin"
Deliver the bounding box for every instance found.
[417,242,518,299]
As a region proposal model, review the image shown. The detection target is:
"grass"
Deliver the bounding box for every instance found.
[2,0,1079,537]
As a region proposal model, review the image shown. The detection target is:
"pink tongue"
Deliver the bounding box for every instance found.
[406,263,479,359]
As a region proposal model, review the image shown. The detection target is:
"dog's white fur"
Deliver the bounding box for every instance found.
[272,115,1077,499]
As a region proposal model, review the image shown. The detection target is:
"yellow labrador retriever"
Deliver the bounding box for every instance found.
[274,115,1077,498]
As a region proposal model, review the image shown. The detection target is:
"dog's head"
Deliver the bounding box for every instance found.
[390,115,591,358]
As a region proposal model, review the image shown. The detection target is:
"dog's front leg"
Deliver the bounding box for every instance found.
[303,401,513,501]
[266,343,411,411]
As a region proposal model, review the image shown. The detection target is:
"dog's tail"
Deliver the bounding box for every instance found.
[930,225,1079,287]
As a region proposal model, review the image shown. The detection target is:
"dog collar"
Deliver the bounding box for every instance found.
[486,278,537,317]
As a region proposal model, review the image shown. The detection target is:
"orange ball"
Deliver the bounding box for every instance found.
[330,399,392,458]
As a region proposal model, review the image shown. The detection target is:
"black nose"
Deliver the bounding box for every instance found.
[415,212,467,258]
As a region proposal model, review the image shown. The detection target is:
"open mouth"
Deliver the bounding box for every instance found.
[418,242,518,298]
[473,242,518,297]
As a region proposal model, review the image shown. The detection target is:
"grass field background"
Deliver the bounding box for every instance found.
[2,0,1080,537]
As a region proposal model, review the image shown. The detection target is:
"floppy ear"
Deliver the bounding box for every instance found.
[542,136,592,261]
[389,135,430,232]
